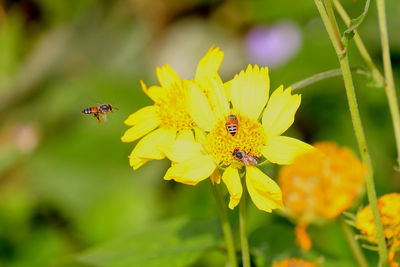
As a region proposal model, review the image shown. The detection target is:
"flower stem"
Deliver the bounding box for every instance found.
[332,0,385,86]
[338,217,369,267]
[239,182,251,267]
[289,67,366,90]
[376,0,400,170]
[211,182,238,267]
[334,0,400,170]
[313,0,388,265]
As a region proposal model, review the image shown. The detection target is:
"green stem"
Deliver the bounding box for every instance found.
[332,0,385,86]
[289,67,367,90]
[338,217,369,267]
[211,182,238,267]
[313,1,388,266]
[239,182,250,267]
[376,0,400,170]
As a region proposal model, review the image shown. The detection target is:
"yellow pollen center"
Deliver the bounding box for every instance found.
[155,82,195,131]
[205,113,266,166]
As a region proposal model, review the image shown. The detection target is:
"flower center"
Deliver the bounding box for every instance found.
[155,82,195,131]
[205,113,266,166]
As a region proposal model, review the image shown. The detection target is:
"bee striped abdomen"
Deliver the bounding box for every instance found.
[225,114,238,136]
[82,107,99,114]
[226,124,237,136]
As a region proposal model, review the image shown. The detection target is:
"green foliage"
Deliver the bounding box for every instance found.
[76,218,218,267]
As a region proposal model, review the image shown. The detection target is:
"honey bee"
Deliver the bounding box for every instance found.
[82,104,114,122]
[98,104,113,114]
[232,148,259,166]
[225,114,238,136]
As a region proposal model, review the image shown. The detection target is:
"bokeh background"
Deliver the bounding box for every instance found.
[0,0,399,266]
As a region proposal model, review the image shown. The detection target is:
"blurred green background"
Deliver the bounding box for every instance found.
[0,0,399,266]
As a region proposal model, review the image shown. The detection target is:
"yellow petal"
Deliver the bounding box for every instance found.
[129,157,150,170]
[262,86,301,137]
[224,80,232,102]
[245,166,283,212]
[163,155,216,185]
[230,65,270,119]
[140,80,166,102]
[162,133,203,163]
[186,81,216,131]
[156,64,181,88]
[222,166,243,209]
[200,76,229,120]
[128,128,176,169]
[195,46,224,81]
[124,105,160,126]
[210,168,221,184]
[121,110,161,143]
[262,136,314,165]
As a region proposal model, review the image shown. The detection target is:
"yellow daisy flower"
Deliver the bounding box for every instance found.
[356,193,400,267]
[163,64,314,212]
[279,142,366,250]
[121,47,224,169]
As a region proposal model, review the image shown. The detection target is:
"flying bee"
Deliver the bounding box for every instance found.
[82,104,114,122]
[98,104,113,114]
[225,114,238,136]
[232,148,259,166]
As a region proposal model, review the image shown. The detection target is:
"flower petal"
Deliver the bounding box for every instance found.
[195,46,224,81]
[162,133,203,163]
[140,80,166,102]
[200,76,229,120]
[186,81,216,131]
[128,128,176,169]
[163,155,216,185]
[156,64,181,88]
[210,168,221,184]
[230,65,270,119]
[121,107,161,142]
[222,166,243,209]
[246,166,283,212]
[262,86,301,137]
[262,136,314,165]
[124,105,160,126]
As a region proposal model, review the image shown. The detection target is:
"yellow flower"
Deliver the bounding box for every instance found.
[356,193,400,267]
[121,47,224,169]
[272,258,318,267]
[163,64,314,212]
[279,142,365,250]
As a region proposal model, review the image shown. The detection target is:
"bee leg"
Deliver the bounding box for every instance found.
[94,113,101,122]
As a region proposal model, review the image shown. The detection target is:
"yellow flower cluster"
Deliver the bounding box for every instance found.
[279,142,365,250]
[122,46,313,212]
[356,193,400,267]
[272,258,317,267]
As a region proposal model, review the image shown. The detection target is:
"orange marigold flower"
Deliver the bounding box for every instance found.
[272,258,318,267]
[356,193,400,267]
[279,142,366,250]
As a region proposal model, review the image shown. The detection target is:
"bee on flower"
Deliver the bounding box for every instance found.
[161,58,314,212]
[278,142,366,250]
[356,193,400,267]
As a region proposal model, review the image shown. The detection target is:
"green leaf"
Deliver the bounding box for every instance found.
[342,0,370,47]
[76,218,218,267]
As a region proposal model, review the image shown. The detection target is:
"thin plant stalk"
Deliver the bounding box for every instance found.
[239,182,250,267]
[376,0,400,169]
[332,0,385,86]
[334,0,400,170]
[338,217,369,267]
[313,0,388,265]
[211,182,238,267]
